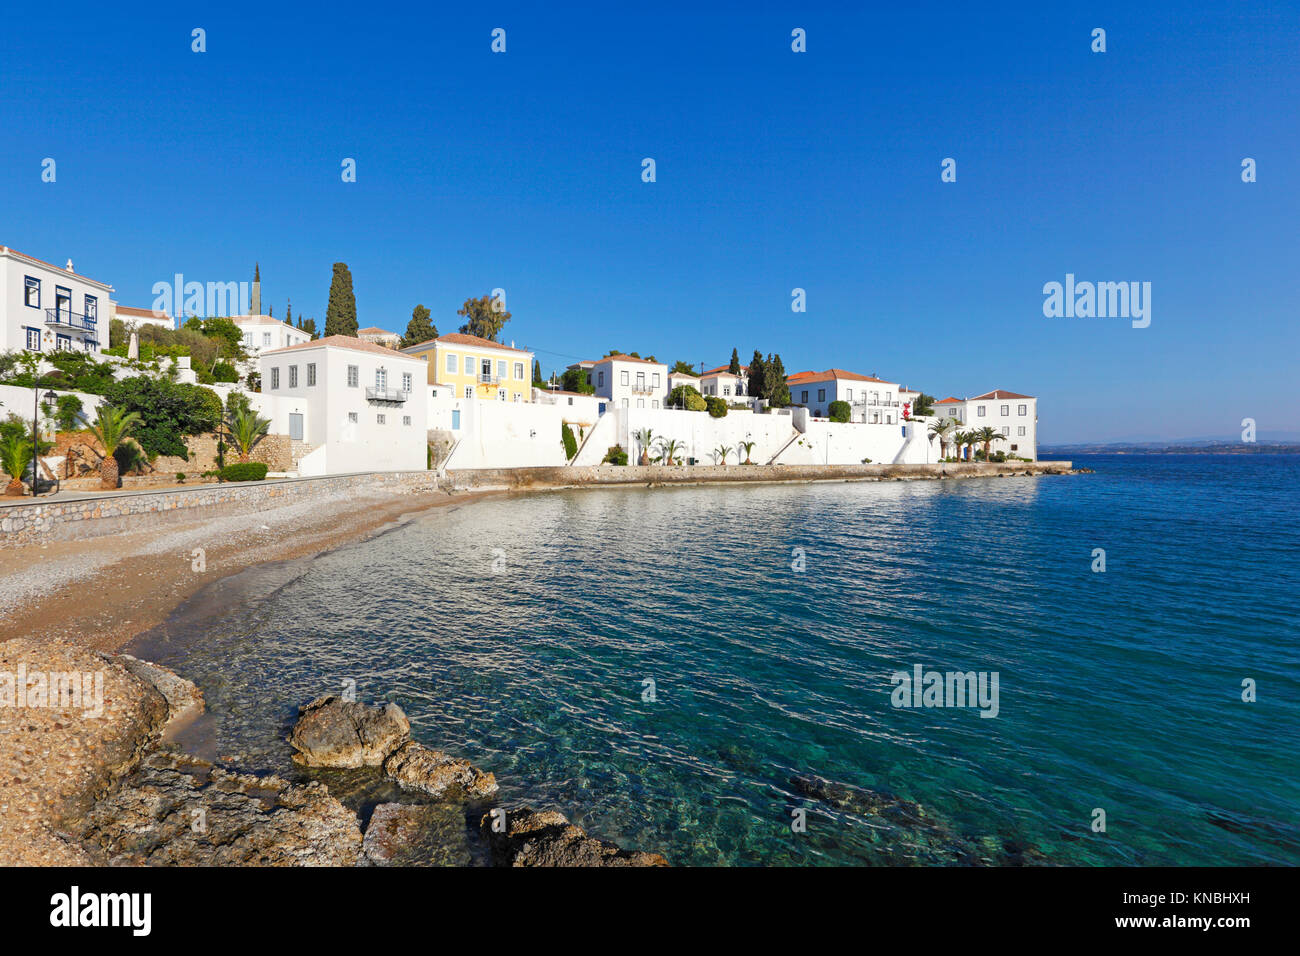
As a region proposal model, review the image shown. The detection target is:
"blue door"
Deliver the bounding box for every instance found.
[451,409,461,430]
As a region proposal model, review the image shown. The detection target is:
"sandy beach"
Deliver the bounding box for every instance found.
[0,484,500,866]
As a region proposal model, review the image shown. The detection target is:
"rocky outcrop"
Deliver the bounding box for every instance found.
[112,654,205,735]
[288,695,411,768]
[361,803,473,866]
[78,750,363,866]
[481,808,668,867]
[383,741,498,799]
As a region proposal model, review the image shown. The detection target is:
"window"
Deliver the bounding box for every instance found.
[637,398,645,408]
[244,332,253,346]
[464,386,473,398]
[348,412,358,423]
[498,389,506,401]
[347,365,359,387]
[652,373,661,387]
[289,365,298,388]
[376,368,388,390]
[1018,404,1027,416]
[446,353,457,373]
[1017,426,1026,436]
[801,390,808,403]
[513,393,521,402]
[24,277,40,308]
[621,398,628,407]
[55,286,71,318]
[307,363,317,386]
[271,367,280,389]
[1011,444,1019,451]
[652,400,659,409]
[497,359,507,379]
[723,386,731,396]
[56,334,71,350]
[846,389,853,402]
[818,389,826,402]
[977,405,986,417]
[1000,404,1009,416]
[814,409,822,418]
[620,370,629,386]
[84,295,97,321]
[262,332,271,345]
[403,416,412,426]
[514,362,524,379]
[377,414,386,424]
[402,372,412,393]
[83,338,94,352]
[598,371,605,386]
[1001,426,1010,436]
[636,372,645,391]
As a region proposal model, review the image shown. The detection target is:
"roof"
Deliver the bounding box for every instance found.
[357,326,397,336]
[970,389,1034,401]
[786,368,898,385]
[703,364,748,376]
[115,305,171,320]
[935,397,964,405]
[702,369,740,379]
[0,245,114,290]
[231,314,294,327]
[669,370,700,378]
[262,335,424,359]
[593,353,663,365]
[403,332,530,355]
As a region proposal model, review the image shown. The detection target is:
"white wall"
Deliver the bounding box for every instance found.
[445,399,569,469]
[571,406,801,466]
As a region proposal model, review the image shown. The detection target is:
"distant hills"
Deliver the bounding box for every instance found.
[1041,439,1300,455]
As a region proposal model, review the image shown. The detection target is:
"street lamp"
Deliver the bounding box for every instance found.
[33,387,56,496]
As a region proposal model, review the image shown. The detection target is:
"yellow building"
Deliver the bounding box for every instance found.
[401,332,534,402]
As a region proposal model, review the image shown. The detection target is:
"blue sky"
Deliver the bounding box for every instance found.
[2,1,1296,442]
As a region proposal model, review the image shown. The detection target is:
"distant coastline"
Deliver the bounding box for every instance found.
[1041,442,1300,456]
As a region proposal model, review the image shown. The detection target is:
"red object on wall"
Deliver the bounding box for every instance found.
[903,401,911,418]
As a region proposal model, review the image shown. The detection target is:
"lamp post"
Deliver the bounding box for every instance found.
[33,387,56,496]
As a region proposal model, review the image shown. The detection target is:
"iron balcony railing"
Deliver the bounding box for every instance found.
[45,308,98,332]
[365,387,408,403]
[478,373,502,384]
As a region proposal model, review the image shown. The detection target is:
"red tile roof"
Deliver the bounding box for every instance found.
[115,305,170,319]
[263,335,421,359]
[935,397,964,405]
[702,364,748,376]
[1,245,114,289]
[404,332,530,354]
[786,368,898,385]
[970,389,1034,400]
[593,353,662,365]
[357,326,397,336]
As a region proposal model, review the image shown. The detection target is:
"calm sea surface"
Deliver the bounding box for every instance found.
[134,455,1300,865]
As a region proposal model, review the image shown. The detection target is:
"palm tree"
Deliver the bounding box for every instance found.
[224,406,271,463]
[951,430,969,461]
[713,444,730,465]
[633,427,655,466]
[80,405,142,490]
[974,426,1001,461]
[928,417,955,459]
[1,434,32,497]
[656,437,683,465]
[738,440,756,465]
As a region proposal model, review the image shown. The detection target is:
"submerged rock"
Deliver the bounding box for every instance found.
[481,807,668,867]
[362,802,473,866]
[77,750,362,866]
[790,773,928,825]
[383,741,498,799]
[288,695,410,768]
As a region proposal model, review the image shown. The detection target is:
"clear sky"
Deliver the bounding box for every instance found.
[2,1,1296,443]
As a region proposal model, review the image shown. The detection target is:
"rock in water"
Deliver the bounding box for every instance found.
[112,654,205,735]
[288,695,410,768]
[789,774,928,825]
[481,807,669,867]
[362,803,473,866]
[383,741,498,799]
[78,751,362,866]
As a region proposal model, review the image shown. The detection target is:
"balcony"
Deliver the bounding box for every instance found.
[45,308,97,334]
[365,387,408,403]
[478,373,501,384]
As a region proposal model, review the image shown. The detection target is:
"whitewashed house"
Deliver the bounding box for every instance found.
[590,354,668,410]
[933,391,1037,459]
[0,245,115,355]
[786,369,904,423]
[112,304,174,331]
[233,315,312,362]
[260,335,428,475]
[667,370,701,395]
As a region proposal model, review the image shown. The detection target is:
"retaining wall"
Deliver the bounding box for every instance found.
[0,471,441,548]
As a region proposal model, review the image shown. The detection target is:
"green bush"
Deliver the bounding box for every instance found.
[561,423,578,460]
[704,396,728,418]
[54,394,84,431]
[602,444,628,465]
[828,400,851,423]
[219,462,268,482]
[211,361,239,383]
[101,377,222,459]
[669,384,707,411]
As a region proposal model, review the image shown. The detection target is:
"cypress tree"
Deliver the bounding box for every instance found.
[767,353,791,407]
[324,263,358,337]
[729,348,741,375]
[285,298,292,327]
[532,360,544,387]
[748,350,767,401]
[401,304,437,349]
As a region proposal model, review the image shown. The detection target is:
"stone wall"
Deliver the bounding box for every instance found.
[445,459,1075,491]
[151,432,294,475]
[0,471,441,548]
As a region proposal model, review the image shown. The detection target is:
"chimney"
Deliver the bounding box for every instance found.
[66,259,75,272]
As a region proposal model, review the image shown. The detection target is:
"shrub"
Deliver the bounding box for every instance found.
[704,396,728,418]
[219,462,268,482]
[102,377,222,459]
[561,423,578,460]
[602,444,628,465]
[828,400,851,423]
[54,394,84,431]
[211,361,239,383]
[113,438,149,476]
[669,384,706,411]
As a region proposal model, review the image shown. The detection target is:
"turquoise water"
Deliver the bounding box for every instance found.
[136,455,1300,865]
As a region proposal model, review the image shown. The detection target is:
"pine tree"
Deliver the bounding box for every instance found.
[324,263,358,337]
[748,350,768,401]
[401,304,437,349]
[729,348,741,375]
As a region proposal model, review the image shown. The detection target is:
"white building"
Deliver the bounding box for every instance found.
[233,314,313,360]
[667,369,701,396]
[358,326,400,349]
[590,353,668,410]
[786,369,904,423]
[932,390,1038,459]
[113,304,174,332]
[259,335,428,475]
[700,363,749,398]
[1,245,115,355]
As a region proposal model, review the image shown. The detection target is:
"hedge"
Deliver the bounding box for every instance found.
[705,396,728,418]
[219,462,268,482]
[828,400,851,423]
